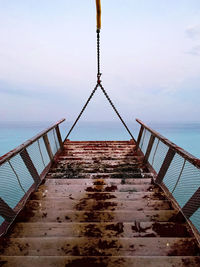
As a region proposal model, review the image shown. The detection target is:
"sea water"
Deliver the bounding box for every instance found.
[0,121,200,158]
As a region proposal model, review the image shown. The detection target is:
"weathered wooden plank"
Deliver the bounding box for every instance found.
[1,256,200,267]
[15,209,177,223]
[37,184,158,193]
[10,222,191,238]
[25,199,171,211]
[30,191,167,201]
[44,178,152,185]
[0,237,197,256]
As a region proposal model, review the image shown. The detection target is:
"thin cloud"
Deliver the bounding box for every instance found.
[186,45,200,56]
[186,24,200,40]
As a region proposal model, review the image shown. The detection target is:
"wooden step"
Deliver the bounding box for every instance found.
[64,148,135,151]
[16,209,177,223]
[37,184,158,193]
[58,156,142,160]
[64,141,133,144]
[44,178,152,186]
[0,237,198,256]
[48,173,151,179]
[30,191,167,201]
[9,222,191,238]
[57,159,141,164]
[25,199,172,211]
[64,152,135,155]
[1,256,200,267]
[55,163,141,169]
[49,167,143,174]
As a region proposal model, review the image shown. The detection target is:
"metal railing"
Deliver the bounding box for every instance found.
[136,119,200,239]
[0,118,65,236]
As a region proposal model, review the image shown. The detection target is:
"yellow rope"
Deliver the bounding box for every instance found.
[96,0,101,30]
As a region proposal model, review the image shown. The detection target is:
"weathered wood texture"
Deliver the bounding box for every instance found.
[0,140,199,267]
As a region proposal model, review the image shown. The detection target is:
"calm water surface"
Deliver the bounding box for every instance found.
[0,121,199,158]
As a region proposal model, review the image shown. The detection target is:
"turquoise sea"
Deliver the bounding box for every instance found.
[0,120,200,158]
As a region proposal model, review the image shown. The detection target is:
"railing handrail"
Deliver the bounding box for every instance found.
[136,118,200,169]
[0,118,65,165]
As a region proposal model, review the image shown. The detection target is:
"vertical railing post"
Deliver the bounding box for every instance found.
[155,148,175,184]
[181,187,200,219]
[55,125,63,150]
[43,134,54,161]
[143,134,155,163]
[136,125,144,150]
[0,198,16,222]
[20,148,41,186]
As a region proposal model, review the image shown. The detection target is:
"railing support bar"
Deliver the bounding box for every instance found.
[144,134,155,163]
[155,148,175,184]
[55,125,63,149]
[20,149,41,186]
[181,187,200,219]
[136,125,144,150]
[0,198,16,222]
[43,134,54,161]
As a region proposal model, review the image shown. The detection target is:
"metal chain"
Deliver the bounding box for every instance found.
[99,83,134,140]
[65,30,135,141]
[97,29,101,80]
[65,84,98,140]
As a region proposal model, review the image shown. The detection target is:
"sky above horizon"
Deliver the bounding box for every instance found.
[0,0,200,123]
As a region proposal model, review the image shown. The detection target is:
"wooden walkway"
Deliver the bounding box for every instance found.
[0,140,200,266]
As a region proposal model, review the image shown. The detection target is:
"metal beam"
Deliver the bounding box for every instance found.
[0,198,16,222]
[20,149,41,185]
[182,187,200,219]
[156,148,175,184]
[55,125,63,149]
[136,126,144,150]
[144,135,155,163]
[43,134,54,161]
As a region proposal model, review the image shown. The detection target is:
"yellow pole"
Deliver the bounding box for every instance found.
[96,0,101,30]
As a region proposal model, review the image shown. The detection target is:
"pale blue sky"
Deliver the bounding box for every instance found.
[0,0,200,122]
